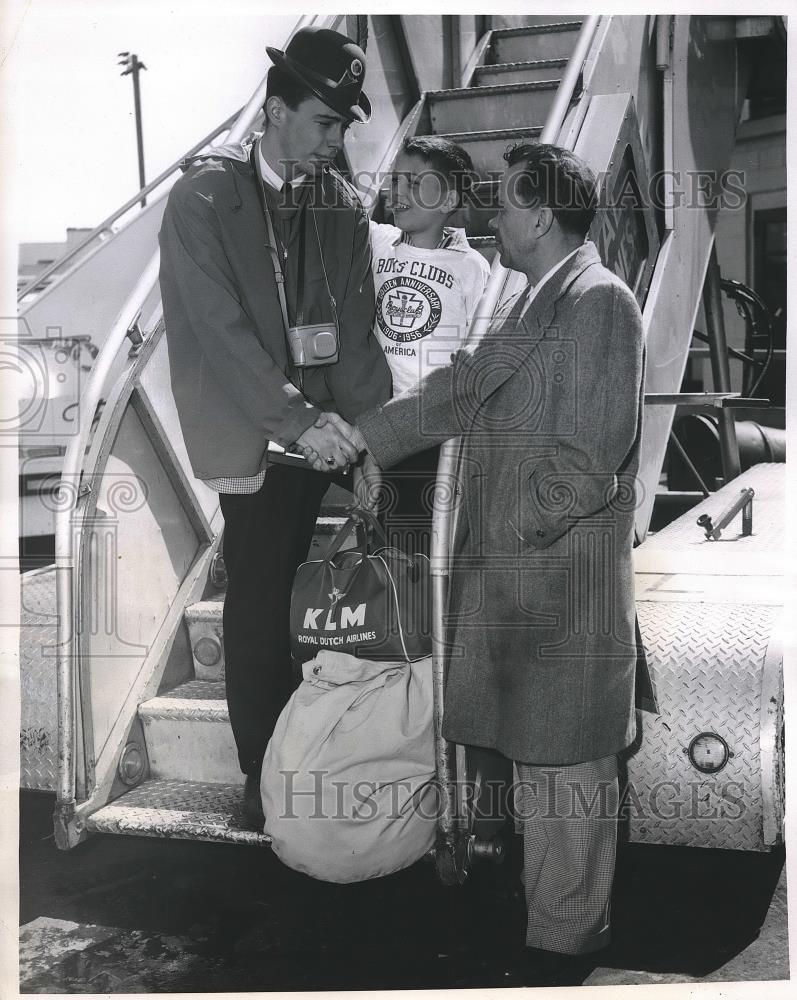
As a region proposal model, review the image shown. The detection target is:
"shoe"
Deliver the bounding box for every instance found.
[520,947,595,987]
[243,773,265,832]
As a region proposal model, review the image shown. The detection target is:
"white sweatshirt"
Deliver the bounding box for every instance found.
[369,222,490,395]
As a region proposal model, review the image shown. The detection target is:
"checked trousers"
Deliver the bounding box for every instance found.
[515,756,619,955]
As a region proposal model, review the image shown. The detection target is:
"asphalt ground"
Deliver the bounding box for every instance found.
[18,789,789,992]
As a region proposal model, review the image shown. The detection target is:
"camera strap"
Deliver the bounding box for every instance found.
[249,143,308,348]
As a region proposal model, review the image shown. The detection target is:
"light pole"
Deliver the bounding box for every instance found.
[118,52,147,207]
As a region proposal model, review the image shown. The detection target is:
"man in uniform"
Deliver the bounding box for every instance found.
[159,26,391,829]
[349,143,649,983]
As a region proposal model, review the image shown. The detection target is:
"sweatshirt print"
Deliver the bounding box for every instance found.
[369,222,490,395]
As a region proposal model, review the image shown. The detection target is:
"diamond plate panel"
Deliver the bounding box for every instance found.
[85,778,271,846]
[20,567,58,791]
[628,602,780,851]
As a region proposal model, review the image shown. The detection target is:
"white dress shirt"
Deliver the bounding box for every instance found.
[519,245,582,321]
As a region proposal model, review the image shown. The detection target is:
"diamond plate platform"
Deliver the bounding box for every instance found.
[635,464,784,577]
[20,566,58,791]
[628,465,785,851]
[628,601,782,851]
[85,778,271,846]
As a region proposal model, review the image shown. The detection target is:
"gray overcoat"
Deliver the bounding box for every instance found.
[357,242,648,765]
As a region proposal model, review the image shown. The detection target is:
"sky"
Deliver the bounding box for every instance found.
[3,0,296,243]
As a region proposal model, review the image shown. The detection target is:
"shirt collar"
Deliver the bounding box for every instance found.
[520,245,582,319]
[257,140,306,191]
[394,228,456,250]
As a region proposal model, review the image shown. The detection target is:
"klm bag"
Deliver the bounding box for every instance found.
[290,508,431,662]
[261,650,437,883]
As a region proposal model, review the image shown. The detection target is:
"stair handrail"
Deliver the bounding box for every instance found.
[466,15,602,344]
[54,12,343,815]
[17,109,244,305]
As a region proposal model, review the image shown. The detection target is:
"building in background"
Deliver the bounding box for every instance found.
[693,26,787,407]
[18,228,93,301]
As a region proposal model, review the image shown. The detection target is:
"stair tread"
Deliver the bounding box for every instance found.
[476,57,568,72]
[85,777,270,845]
[185,598,224,619]
[491,21,582,38]
[141,679,228,720]
[423,125,544,143]
[429,79,560,100]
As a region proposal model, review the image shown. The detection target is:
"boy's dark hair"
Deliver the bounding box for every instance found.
[264,64,316,115]
[402,135,477,209]
[504,142,597,237]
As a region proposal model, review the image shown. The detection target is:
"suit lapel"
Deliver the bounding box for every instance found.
[518,241,602,335]
[460,242,604,432]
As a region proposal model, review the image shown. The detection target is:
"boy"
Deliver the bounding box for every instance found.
[368,136,490,555]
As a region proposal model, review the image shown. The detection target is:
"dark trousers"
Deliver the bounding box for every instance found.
[219,465,330,777]
[378,444,441,557]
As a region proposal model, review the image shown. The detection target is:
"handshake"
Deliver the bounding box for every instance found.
[294,412,367,474]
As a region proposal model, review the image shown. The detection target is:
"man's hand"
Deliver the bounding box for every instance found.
[295,413,362,472]
[352,451,382,511]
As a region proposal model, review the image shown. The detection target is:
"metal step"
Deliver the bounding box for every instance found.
[184,599,225,681]
[85,777,271,846]
[522,16,586,26]
[424,126,543,178]
[139,679,239,783]
[428,80,559,134]
[184,514,354,682]
[490,21,583,63]
[473,57,567,87]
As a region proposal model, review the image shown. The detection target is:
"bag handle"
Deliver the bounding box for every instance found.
[353,506,423,574]
[322,505,394,563]
[323,511,368,564]
[326,506,423,581]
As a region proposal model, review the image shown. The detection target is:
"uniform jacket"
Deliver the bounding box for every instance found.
[357,242,649,765]
[158,133,391,480]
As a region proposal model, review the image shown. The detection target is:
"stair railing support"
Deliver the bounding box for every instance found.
[702,244,742,483]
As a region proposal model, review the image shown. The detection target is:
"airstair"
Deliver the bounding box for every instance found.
[18,14,785,857]
[17,110,239,543]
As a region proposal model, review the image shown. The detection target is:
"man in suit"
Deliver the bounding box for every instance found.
[341,143,647,982]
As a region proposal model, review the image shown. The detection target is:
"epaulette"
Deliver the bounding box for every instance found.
[320,164,364,211]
